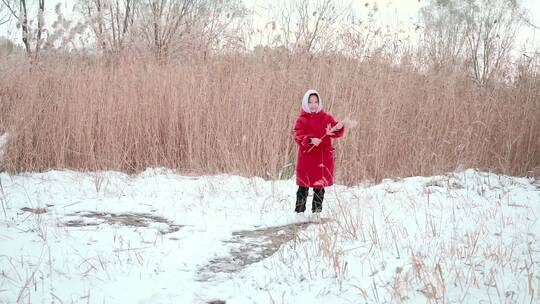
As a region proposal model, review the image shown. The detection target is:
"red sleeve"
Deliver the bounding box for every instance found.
[328,115,345,138]
[293,117,314,148]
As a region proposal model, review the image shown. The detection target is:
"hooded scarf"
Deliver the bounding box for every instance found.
[301,89,323,113]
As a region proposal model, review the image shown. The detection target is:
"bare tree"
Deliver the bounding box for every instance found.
[77,0,247,60]
[191,0,247,54]
[135,0,198,61]
[339,2,412,59]
[268,0,351,55]
[419,0,469,71]
[420,0,524,85]
[1,0,45,61]
[133,0,247,61]
[78,0,136,54]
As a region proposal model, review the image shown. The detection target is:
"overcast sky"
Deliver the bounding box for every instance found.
[1,0,539,53]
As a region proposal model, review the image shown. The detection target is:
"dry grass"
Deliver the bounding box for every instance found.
[0,52,539,184]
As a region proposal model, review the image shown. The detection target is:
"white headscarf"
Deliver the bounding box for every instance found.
[302,89,323,113]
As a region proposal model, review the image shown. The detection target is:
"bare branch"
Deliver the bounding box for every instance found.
[1,0,18,19]
[519,11,540,30]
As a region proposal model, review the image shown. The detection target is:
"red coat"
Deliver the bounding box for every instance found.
[293,110,345,187]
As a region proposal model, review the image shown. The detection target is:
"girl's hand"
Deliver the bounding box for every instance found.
[333,122,344,130]
[311,138,322,146]
[325,124,335,136]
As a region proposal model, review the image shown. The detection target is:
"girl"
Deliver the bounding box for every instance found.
[293,89,344,214]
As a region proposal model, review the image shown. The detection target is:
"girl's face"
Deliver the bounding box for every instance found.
[308,95,319,113]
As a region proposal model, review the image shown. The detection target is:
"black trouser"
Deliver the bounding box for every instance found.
[295,186,325,213]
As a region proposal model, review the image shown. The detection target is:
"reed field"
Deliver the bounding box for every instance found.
[0,52,539,184]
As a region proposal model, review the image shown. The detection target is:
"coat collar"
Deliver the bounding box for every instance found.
[300,109,325,118]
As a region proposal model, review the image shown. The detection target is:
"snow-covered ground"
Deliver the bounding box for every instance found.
[0,167,539,303]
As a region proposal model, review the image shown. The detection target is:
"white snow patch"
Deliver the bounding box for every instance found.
[0,133,8,160]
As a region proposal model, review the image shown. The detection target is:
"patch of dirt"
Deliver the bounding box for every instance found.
[20,207,47,214]
[196,218,331,281]
[64,219,100,227]
[424,178,464,189]
[63,211,183,234]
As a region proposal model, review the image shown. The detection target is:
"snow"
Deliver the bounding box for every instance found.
[0,166,539,303]
[0,133,8,160]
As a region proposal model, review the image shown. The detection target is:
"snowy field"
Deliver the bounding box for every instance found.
[0,165,539,303]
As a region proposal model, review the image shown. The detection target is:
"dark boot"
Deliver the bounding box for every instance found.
[312,188,325,212]
[295,186,309,212]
